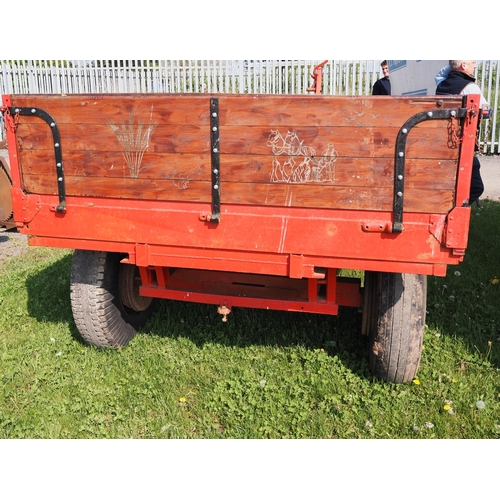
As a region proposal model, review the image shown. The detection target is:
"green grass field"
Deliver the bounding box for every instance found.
[1,200,499,439]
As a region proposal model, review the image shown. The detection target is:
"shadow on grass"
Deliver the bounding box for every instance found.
[24,252,88,346]
[150,299,371,376]
[24,251,372,380]
[24,201,500,378]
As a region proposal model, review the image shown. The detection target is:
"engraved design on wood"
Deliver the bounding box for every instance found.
[107,107,158,179]
[266,130,338,184]
[168,166,203,190]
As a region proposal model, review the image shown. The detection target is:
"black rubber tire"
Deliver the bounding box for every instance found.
[364,271,426,383]
[70,250,155,348]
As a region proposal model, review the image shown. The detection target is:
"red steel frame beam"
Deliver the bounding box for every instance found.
[137,266,361,315]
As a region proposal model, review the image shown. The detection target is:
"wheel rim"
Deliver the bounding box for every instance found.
[118,263,153,312]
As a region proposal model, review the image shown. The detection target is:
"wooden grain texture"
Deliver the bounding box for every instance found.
[19,151,457,189]
[15,122,456,159]
[11,93,464,214]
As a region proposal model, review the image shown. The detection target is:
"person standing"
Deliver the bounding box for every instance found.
[436,60,491,205]
[372,60,391,95]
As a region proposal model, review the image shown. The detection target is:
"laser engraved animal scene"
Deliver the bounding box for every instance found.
[266,130,338,184]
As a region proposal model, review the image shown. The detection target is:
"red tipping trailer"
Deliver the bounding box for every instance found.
[1,91,481,382]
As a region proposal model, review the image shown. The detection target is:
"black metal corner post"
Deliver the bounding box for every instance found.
[210,98,221,223]
[8,106,66,213]
[393,107,468,233]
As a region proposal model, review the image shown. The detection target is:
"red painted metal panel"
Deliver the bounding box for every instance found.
[17,194,466,275]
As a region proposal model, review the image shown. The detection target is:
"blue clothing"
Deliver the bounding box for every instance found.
[435,65,450,86]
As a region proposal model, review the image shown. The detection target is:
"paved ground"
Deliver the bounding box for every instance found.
[478,154,500,200]
[1,151,500,265]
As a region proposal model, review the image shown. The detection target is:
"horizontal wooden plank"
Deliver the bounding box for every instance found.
[221,183,454,213]
[218,95,464,128]
[16,123,210,153]
[15,120,458,160]
[20,151,211,181]
[10,93,464,129]
[21,174,454,213]
[18,151,457,190]
[10,94,213,126]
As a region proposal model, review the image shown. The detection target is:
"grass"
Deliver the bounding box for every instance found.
[0,200,499,439]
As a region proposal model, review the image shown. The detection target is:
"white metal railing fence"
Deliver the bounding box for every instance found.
[0,60,383,95]
[1,60,499,152]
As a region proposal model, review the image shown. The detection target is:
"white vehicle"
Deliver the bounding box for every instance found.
[388,60,448,96]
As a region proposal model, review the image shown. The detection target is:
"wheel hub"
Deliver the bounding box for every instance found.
[118,263,153,312]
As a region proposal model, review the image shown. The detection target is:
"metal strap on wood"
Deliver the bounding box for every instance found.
[7,106,67,213]
[210,98,221,222]
[393,106,470,233]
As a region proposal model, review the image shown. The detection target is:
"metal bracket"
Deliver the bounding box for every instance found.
[8,106,66,213]
[393,107,469,233]
[210,98,221,223]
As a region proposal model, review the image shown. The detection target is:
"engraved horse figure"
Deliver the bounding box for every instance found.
[267,130,316,183]
[267,130,338,184]
[267,130,295,182]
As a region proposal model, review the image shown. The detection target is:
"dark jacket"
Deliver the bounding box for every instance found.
[372,77,391,95]
[436,70,476,95]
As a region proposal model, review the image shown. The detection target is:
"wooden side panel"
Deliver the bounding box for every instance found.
[10,93,463,214]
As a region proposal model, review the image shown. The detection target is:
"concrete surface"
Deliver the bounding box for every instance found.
[478,155,500,201]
